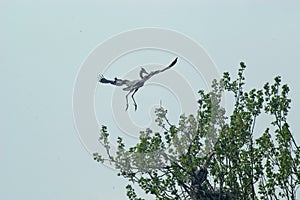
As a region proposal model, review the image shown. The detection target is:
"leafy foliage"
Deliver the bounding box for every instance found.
[93,63,299,200]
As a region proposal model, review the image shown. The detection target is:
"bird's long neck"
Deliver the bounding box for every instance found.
[139,68,149,79]
[202,151,216,169]
[139,71,145,79]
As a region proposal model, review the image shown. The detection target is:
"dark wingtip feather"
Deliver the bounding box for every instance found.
[99,77,112,84]
[169,57,178,67]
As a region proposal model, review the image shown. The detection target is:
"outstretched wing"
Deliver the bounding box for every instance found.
[159,57,178,73]
[99,75,116,85]
[147,57,178,78]
[99,75,132,87]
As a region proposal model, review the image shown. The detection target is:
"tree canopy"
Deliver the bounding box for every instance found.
[94,63,300,200]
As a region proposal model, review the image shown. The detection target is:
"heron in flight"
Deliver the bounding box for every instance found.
[99,57,178,111]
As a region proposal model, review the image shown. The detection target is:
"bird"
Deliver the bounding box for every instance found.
[99,57,178,111]
[191,151,216,188]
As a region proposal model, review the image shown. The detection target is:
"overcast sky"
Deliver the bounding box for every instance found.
[1,0,300,199]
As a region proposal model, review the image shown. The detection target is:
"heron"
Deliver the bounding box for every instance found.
[191,151,216,188]
[99,57,178,111]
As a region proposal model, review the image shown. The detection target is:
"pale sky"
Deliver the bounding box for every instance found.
[1,0,300,199]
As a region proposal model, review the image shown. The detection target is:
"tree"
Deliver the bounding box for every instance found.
[93,63,300,200]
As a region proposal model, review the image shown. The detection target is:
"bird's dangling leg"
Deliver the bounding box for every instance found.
[125,91,131,111]
[131,88,139,111]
